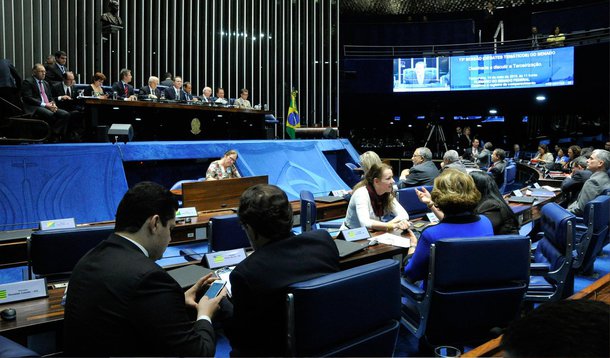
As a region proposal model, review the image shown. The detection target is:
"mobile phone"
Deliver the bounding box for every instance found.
[203,280,226,299]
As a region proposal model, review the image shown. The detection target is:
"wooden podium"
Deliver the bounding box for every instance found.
[182,176,269,212]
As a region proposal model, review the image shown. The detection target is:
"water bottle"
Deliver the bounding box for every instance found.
[112,91,118,100]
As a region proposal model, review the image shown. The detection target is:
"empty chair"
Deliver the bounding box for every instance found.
[396,185,433,219]
[400,235,530,348]
[28,225,114,281]
[344,162,362,187]
[500,164,517,194]
[526,203,576,302]
[170,178,205,191]
[207,214,250,252]
[572,195,610,274]
[286,259,401,356]
[300,190,318,232]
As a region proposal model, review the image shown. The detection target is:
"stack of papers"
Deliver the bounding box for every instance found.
[374,233,411,248]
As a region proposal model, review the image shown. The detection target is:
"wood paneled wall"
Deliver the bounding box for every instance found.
[0,0,339,129]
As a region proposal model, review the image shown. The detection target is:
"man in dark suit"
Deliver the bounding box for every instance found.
[160,72,173,87]
[183,81,199,101]
[164,76,187,101]
[138,76,162,99]
[44,50,68,84]
[561,156,593,208]
[64,182,225,356]
[51,71,76,103]
[488,148,507,188]
[111,68,137,100]
[398,147,440,188]
[225,184,340,356]
[21,64,70,139]
[513,144,523,161]
[0,59,22,118]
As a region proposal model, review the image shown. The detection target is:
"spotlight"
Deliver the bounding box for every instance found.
[489,109,498,115]
[536,95,546,102]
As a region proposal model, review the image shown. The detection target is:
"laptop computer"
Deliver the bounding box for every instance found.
[315,195,346,203]
[507,196,536,204]
[334,240,368,258]
[167,265,213,290]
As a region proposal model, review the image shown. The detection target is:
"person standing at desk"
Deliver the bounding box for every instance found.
[234,88,252,108]
[342,163,410,232]
[64,182,225,356]
[225,184,340,356]
[206,149,241,180]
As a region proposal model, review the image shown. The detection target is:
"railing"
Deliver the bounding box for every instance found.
[343,27,609,58]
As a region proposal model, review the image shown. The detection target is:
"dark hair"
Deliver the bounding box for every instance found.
[501,300,610,357]
[54,50,67,58]
[354,163,396,214]
[494,148,506,160]
[484,142,493,150]
[238,184,293,241]
[92,72,106,82]
[470,171,517,222]
[538,143,548,153]
[240,88,248,95]
[115,182,178,233]
[568,145,581,158]
[119,68,131,80]
[62,71,74,80]
[163,72,172,80]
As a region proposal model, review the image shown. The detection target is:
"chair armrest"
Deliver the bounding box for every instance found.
[530,262,551,275]
[400,277,425,301]
[574,217,584,225]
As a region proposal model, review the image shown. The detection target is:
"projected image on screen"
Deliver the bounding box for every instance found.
[393,57,450,92]
[392,47,574,93]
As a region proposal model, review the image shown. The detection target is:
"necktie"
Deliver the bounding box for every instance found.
[176,89,180,99]
[38,81,49,103]
[66,86,71,97]
[60,65,65,74]
[124,83,128,96]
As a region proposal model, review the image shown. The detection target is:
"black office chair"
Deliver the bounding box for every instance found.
[28,225,114,281]
[207,214,251,252]
[286,259,401,356]
[400,235,530,348]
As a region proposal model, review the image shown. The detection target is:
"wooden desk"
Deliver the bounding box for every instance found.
[82,98,272,141]
[182,176,268,212]
[464,273,610,357]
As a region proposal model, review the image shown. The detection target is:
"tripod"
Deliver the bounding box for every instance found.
[424,123,448,158]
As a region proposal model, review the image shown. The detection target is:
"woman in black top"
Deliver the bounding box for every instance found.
[470,171,519,235]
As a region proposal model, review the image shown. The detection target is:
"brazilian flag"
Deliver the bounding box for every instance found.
[286,90,300,139]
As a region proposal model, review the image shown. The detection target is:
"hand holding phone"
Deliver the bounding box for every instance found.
[203,280,226,299]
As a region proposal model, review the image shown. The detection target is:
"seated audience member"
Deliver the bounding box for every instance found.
[561,156,592,207]
[513,144,522,161]
[567,149,610,216]
[45,54,55,67]
[51,71,82,140]
[164,76,186,101]
[138,76,162,100]
[487,148,507,188]
[111,68,137,100]
[476,141,493,169]
[51,71,76,103]
[213,87,228,104]
[183,82,199,101]
[342,163,410,231]
[160,72,173,87]
[44,50,68,84]
[546,25,566,47]
[555,147,569,166]
[234,88,252,108]
[64,182,225,356]
[563,145,581,170]
[470,171,519,235]
[225,184,340,356]
[21,64,70,140]
[501,300,609,358]
[83,72,109,98]
[441,149,467,173]
[359,150,382,177]
[398,147,440,188]
[533,143,554,163]
[404,169,494,283]
[200,86,213,103]
[464,137,481,162]
[206,149,241,180]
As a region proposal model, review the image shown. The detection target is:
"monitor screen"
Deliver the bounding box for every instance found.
[393,47,574,93]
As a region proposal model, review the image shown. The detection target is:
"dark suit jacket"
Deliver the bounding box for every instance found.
[476,198,519,235]
[64,234,216,356]
[21,77,53,114]
[488,160,507,187]
[164,86,187,101]
[398,160,440,188]
[44,63,65,83]
[111,81,135,98]
[458,135,472,155]
[0,59,20,89]
[561,169,592,206]
[138,85,162,99]
[51,82,76,100]
[226,229,340,356]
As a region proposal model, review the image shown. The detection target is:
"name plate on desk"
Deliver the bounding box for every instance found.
[337,227,370,242]
[176,207,198,218]
[0,279,48,304]
[204,249,248,269]
[39,218,76,231]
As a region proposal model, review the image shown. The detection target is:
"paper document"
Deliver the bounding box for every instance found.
[374,233,411,248]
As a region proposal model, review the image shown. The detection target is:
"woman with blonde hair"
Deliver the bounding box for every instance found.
[342,163,410,232]
[404,169,493,283]
[359,151,382,176]
[205,149,241,180]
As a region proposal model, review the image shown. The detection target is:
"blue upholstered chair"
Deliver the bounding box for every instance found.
[344,162,362,187]
[299,190,342,233]
[0,336,39,357]
[400,235,530,348]
[572,195,610,274]
[207,214,251,252]
[499,164,517,194]
[170,177,205,191]
[28,225,114,281]
[286,259,401,356]
[526,203,576,302]
[396,186,433,219]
